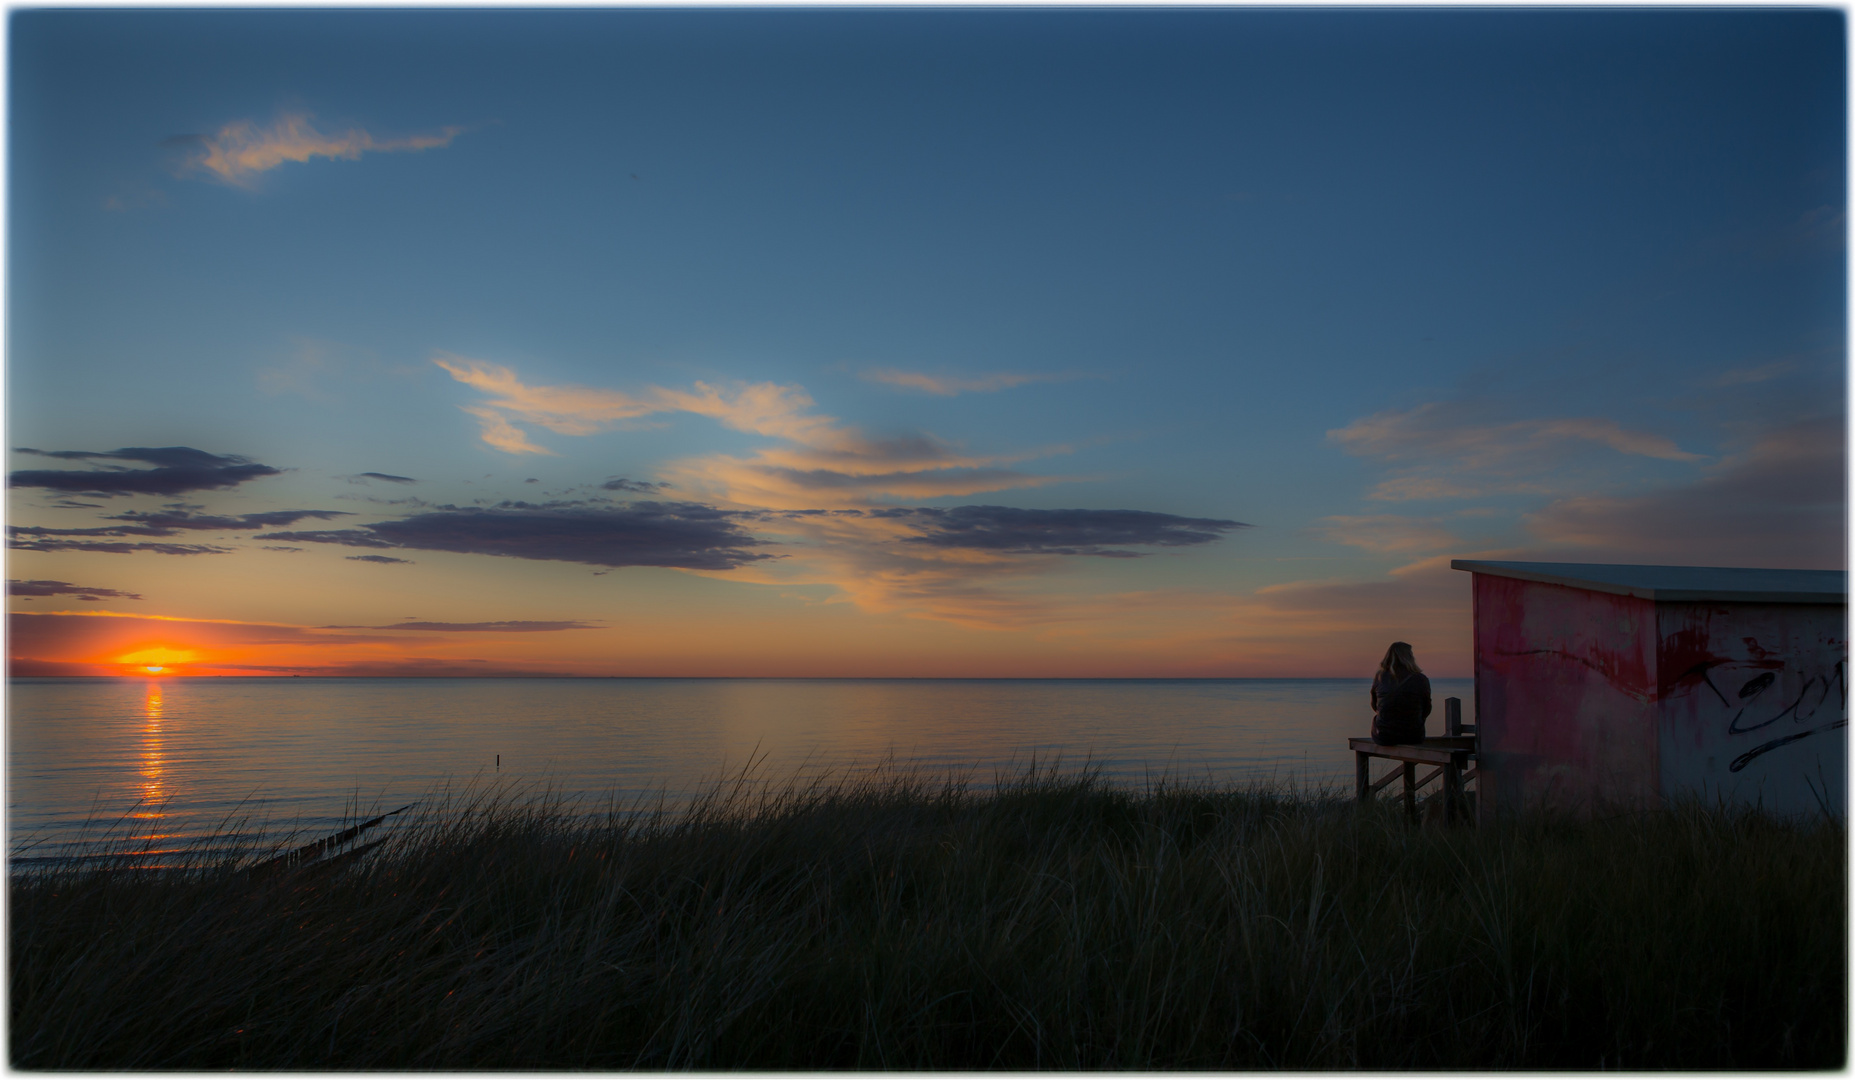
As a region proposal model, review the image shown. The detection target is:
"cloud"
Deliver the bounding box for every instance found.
[7,509,351,553]
[602,477,663,493]
[100,508,353,533]
[687,502,1249,630]
[1522,416,1845,568]
[878,505,1247,556]
[860,368,1072,396]
[349,472,418,484]
[7,536,233,556]
[258,501,774,571]
[1709,360,1799,388]
[174,112,465,188]
[368,620,598,632]
[435,355,1065,507]
[1328,403,1704,501]
[9,580,143,601]
[347,555,413,564]
[10,446,281,497]
[1310,514,1459,554]
[462,404,558,455]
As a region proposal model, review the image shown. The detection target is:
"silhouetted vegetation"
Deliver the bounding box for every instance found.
[11,765,1845,1069]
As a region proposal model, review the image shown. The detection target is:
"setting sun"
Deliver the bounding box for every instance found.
[116,647,197,675]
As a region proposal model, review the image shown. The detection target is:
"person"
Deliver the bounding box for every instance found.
[1370,641,1432,745]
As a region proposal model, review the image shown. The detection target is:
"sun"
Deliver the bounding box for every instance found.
[116,647,198,676]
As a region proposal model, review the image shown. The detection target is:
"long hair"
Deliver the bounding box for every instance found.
[1378,641,1422,679]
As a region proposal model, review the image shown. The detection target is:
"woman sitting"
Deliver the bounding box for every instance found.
[1370,641,1432,746]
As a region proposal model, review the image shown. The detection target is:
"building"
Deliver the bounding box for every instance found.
[1451,560,1846,819]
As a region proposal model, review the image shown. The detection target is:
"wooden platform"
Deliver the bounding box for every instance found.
[1351,702,1477,824]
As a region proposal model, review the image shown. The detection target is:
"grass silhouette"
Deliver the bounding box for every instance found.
[10,762,1845,1069]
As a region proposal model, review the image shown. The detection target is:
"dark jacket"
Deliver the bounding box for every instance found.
[1371,670,1432,745]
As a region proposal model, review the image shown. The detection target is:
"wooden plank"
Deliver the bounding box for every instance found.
[1445,696,1462,737]
[1346,739,1471,767]
[1402,763,1417,820]
[1368,767,1403,796]
[1355,751,1370,802]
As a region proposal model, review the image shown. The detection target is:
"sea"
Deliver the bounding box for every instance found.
[8,676,1474,867]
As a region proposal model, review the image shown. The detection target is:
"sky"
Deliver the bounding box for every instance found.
[6,7,1846,679]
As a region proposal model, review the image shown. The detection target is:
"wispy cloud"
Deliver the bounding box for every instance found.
[435,355,1064,507]
[860,368,1074,396]
[9,580,143,601]
[173,112,464,188]
[1309,514,1458,554]
[6,536,233,556]
[1708,360,1799,388]
[1328,402,1704,501]
[1523,416,1845,567]
[882,505,1246,556]
[369,620,598,633]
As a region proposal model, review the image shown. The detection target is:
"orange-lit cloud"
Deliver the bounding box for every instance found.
[434,355,1070,507]
[177,112,465,188]
[1329,401,1705,501]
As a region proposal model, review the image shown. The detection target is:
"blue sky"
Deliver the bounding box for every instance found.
[7,8,1845,677]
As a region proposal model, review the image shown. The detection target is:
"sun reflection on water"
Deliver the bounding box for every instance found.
[134,680,169,820]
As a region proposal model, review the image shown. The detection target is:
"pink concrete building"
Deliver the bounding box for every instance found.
[1451,561,1846,819]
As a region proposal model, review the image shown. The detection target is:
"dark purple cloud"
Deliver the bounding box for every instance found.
[351,472,417,484]
[102,509,352,533]
[602,477,663,493]
[8,579,144,601]
[346,555,412,564]
[6,535,232,555]
[259,501,773,570]
[8,510,350,548]
[10,446,281,497]
[873,505,1249,556]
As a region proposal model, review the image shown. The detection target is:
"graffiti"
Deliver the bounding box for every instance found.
[1722,660,1844,735]
[1730,719,1850,773]
[1686,656,1848,773]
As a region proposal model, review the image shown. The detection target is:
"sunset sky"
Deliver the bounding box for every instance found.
[7,8,1846,679]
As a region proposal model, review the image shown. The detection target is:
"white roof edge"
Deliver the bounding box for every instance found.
[1449,560,1847,605]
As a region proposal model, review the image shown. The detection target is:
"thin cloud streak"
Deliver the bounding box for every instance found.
[1328,402,1705,501]
[860,368,1075,396]
[176,112,465,187]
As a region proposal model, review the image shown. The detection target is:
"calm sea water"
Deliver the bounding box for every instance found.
[9,676,1473,864]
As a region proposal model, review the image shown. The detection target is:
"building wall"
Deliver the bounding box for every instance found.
[1656,601,1847,818]
[1473,575,1661,816]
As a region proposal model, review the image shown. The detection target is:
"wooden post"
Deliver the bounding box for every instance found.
[1445,696,1462,737]
[1443,755,1462,824]
[1356,751,1370,802]
[1402,762,1417,821]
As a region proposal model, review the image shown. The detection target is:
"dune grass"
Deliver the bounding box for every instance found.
[10,763,1846,1069]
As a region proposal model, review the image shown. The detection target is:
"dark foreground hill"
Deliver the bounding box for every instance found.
[10,766,1845,1069]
